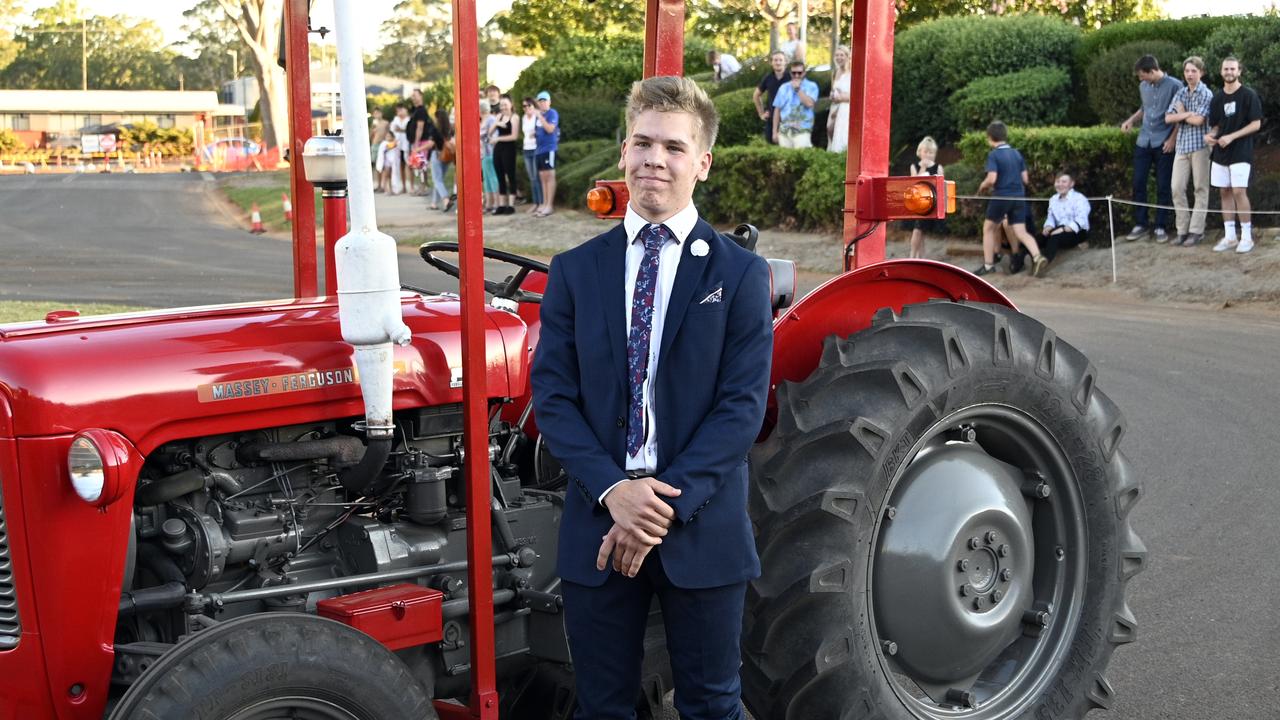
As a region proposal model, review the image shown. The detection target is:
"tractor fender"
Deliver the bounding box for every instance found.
[765,259,1013,433]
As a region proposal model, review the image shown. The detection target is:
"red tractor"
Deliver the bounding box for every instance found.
[0,1,1143,719]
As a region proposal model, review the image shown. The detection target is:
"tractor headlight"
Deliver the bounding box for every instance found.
[67,430,132,506]
[68,435,106,502]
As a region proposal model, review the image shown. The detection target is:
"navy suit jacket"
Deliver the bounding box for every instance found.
[531,218,773,589]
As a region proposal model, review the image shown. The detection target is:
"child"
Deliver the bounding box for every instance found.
[908,136,944,258]
[479,97,499,213]
[976,121,1048,277]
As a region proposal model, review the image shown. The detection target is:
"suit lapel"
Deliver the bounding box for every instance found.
[658,219,713,362]
[595,224,629,392]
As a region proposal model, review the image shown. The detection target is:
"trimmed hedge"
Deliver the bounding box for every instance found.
[555,139,619,167]
[697,145,845,230]
[1077,16,1249,70]
[554,145,622,205]
[1198,17,1280,139]
[550,94,623,141]
[511,34,712,103]
[1085,40,1186,125]
[952,67,1073,133]
[893,15,1081,147]
[713,87,764,148]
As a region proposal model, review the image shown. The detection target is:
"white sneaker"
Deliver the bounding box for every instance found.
[1214,237,1239,252]
[1236,237,1255,253]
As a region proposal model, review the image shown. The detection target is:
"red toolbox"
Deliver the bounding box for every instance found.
[317,583,444,651]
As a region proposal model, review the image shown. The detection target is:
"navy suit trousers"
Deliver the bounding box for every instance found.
[562,552,746,720]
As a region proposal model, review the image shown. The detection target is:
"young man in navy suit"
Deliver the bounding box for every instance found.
[531,76,773,719]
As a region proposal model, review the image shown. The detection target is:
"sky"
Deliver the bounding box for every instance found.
[20,0,514,55]
[16,0,1276,52]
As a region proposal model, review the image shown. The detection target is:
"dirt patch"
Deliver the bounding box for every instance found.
[216,173,1280,313]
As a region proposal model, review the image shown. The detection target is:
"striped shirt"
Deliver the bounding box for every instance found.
[1168,82,1214,155]
[1044,189,1091,233]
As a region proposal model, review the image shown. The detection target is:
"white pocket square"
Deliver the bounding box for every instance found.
[699,287,723,305]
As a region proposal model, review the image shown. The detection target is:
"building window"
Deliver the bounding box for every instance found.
[157,114,175,129]
[82,114,102,129]
[10,113,29,131]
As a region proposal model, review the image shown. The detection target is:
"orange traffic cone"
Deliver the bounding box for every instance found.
[249,202,266,234]
[281,192,293,222]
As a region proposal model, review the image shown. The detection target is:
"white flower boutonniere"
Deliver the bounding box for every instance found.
[690,239,710,257]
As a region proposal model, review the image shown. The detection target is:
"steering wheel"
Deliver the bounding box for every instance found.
[418,241,549,304]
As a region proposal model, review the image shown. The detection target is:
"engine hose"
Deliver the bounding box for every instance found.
[136,542,185,584]
[118,582,186,616]
[337,437,393,496]
[135,468,206,506]
[236,436,366,465]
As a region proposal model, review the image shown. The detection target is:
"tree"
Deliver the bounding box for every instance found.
[493,0,643,55]
[0,0,177,90]
[893,0,1163,29]
[0,0,23,73]
[214,0,288,151]
[366,0,453,81]
[173,0,249,92]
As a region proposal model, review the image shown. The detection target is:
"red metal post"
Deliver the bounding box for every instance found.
[643,0,687,78]
[842,0,896,270]
[442,0,498,718]
[284,0,318,297]
[321,191,346,295]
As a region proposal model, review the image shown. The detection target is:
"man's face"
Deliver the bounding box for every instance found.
[1221,60,1240,83]
[487,88,500,103]
[1183,63,1202,86]
[771,53,787,74]
[1054,175,1073,196]
[619,110,711,222]
[790,65,806,85]
[536,97,550,113]
[1136,69,1157,84]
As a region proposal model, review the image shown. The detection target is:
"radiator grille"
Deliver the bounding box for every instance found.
[0,477,19,650]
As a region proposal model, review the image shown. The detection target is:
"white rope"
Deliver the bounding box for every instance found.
[1107,195,1118,285]
[954,194,1280,216]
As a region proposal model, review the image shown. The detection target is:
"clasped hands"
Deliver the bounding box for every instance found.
[597,477,682,578]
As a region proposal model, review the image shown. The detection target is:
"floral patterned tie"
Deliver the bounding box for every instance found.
[626,224,671,457]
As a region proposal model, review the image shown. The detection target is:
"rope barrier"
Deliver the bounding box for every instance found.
[955,193,1280,215]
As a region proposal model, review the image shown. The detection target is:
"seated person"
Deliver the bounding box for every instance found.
[1004,173,1091,272]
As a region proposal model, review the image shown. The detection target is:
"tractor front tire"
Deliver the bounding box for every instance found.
[110,613,437,720]
[742,301,1145,720]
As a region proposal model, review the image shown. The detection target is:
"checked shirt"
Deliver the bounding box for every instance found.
[1169,82,1214,155]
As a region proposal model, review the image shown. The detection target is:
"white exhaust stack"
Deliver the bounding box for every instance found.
[332,0,410,439]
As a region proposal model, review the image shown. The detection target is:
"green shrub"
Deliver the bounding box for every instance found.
[712,87,763,147]
[0,129,23,152]
[1077,16,1249,70]
[793,150,846,229]
[893,15,1081,147]
[554,145,622,205]
[957,125,1134,233]
[555,139,618,167]
[712,55,770,95]
[1197,17,1280,139]
[697,145,825,229]
[550,94,623,140]
[952,67,1073,133]
[1085,40,1186,125]
[511,34,713,103]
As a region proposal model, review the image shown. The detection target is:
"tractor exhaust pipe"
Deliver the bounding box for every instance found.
[332,0,411,440]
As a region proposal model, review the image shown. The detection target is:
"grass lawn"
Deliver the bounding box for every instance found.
[223,182,323,233]
[0,300,151,324]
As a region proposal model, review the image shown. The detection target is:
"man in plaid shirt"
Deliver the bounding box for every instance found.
[1165,56,1215,246]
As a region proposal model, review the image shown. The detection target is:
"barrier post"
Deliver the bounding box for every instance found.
[1106,195,1117,284]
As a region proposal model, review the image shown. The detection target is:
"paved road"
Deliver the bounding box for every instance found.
[4,172,1279,719]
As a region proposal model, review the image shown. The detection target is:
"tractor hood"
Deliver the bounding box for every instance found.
[0,294,529,453]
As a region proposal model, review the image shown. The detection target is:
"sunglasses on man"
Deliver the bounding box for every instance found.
[790,71,805,76]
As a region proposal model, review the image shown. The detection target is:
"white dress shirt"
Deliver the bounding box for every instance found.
[599,201,699,504]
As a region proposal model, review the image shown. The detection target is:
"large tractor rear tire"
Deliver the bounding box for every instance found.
[742,301,1145,720]
[110,613,437,720]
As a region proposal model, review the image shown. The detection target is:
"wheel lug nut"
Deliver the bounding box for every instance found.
[973,596,988,610]
[1023,610,1051,626]
[959,584,972,597]
[885,506,897,520]
[957,559,970,572]
[882,640,898,656]
[992,590,1003,603]
[1000,568,1013,582]
[963,427,976,442]
[998,544,1011,557]
[1022,480,1051,499]
[968,537,981,550]
[946,688,977,708]
[985,531,998,544]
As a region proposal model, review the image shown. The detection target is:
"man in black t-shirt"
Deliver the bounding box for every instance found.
[1206,56,1264,253]
[752,51,788,144]
[405,88,431,195]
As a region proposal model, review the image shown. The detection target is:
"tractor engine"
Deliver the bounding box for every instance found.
[115,404,563,691]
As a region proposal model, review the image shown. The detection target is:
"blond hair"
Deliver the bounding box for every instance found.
[1184,56,1205,73]
[917,136,938,156]
[625,75,720,151]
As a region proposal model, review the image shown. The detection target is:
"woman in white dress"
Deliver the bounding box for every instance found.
[828,45,852,153]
